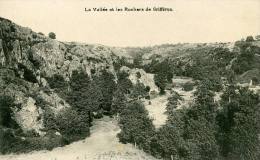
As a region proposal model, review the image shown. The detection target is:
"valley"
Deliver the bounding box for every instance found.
[0,17,260,160]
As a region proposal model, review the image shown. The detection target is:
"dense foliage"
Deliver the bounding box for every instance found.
[216,85,260,159]
[118,101,155,152]
[0,96,18,128]
[118,77,260,160]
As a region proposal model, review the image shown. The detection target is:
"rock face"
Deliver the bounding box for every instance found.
[120,66,159,93]
[13,97,44,135]
[38,91,70,113]
[0,17,120,134]
[0,17,118,80]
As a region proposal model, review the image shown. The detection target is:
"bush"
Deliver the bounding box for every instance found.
[0,127,67,154]
[55,108,90,142]
[245,36,254,42]
[252,77,259,85]
[44,107,90,143]
[38,32,44,36]
[154,73,167,95]
[129,81,149,99]
[17,63,37,83]
[48,32,56,39]
[0,96,18,128]
[182,82,194,91]
[0,127,22,154]
[166,91,183,113]
[216,86,260,159]
[255,35,260,41]
[118,101,155,152]
[136,71,141,79]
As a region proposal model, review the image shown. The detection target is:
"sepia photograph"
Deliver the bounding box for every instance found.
[0,0,260,159]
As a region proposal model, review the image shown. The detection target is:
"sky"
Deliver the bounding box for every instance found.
[0,0,260,47]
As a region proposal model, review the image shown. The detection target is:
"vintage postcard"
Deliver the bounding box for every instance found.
[0,0,259,160]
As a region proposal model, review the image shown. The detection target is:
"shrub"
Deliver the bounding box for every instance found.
[27,49,41,69]
[0,96,18,128]
[55,108,90,142]
[245,36,254,42]
[118,101,155,152]
[145,86,151,92]
[32,34,37,39]
[136,71,141,79]
[16,63,37,83]
[0,127,21,154]
[93,70,116,112]
[38,32,44,36]
[0,127,67,154]
[255,35,260,41]
[216,86,260,159]
[47,74,67,90]
[166,91,183,113]
[129,81,149,99]
[48,32,56,39]
[252,77,259,85]
[182,82,194,91]
[154,73,167,95]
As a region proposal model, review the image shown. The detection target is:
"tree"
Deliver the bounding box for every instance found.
[117,71,133,94]
[133,54,143,68]
[118,101,155,152]
[38,32,44,36]
[182,116,220,160]
[136,71,141,79]
[191,79,217,123]
[255,35,260,41]
[151,110,186,159]
[129,81,148,99]
[154,73,167,94]
[183,82,194,91]
[111,88,127,114]
[47,74,68,98]
[216,85,260,159]
[245,36,254,42]
[67,70,91,113]
[94,70,116,112]
[166,92,182,112]
[252,77,259,85]
[55,108,90,142]
[0,96,18,128]
[48,32,56,39]
[180,82,220,160]
[85,80,103,112]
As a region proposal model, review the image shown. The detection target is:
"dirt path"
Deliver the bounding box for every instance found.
[144,86,195,129]
[144,93,169,128]
[0,117,158,160]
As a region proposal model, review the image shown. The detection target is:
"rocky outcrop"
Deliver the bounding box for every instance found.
[0,17,117,82]
[38,91,70,113]
[120,66,159,93]
[0,17,119,135]
[13,97,44,135]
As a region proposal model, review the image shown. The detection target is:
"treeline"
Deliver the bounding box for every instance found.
[121,39,260,94]
[118,80,260,160]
